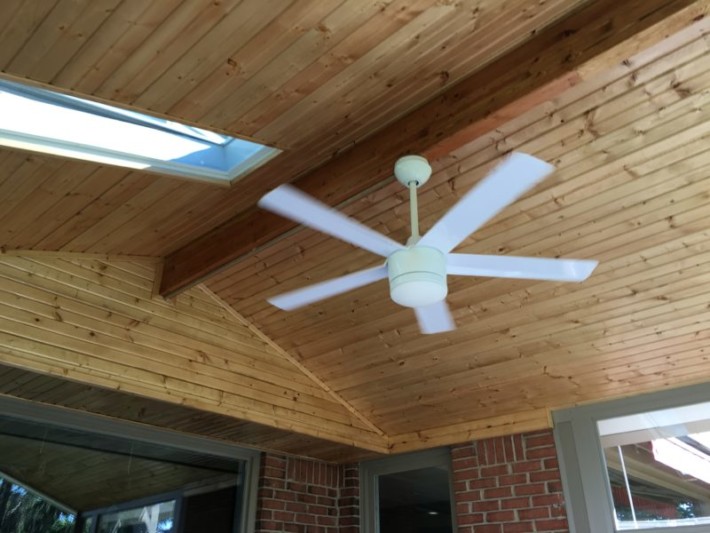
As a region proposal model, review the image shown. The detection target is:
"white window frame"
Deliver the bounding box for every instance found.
[553,382,710,533]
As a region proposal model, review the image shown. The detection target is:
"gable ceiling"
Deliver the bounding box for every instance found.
[1,0,710,460]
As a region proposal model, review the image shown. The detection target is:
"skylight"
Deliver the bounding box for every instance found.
[0,78,280,183]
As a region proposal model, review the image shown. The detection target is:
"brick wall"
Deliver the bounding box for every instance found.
[255,429,568,532]
[255,453,359,533]
[452,430,568,533]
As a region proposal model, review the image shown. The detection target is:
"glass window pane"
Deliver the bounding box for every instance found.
[97,500,175,533]
[599,402,710,529]
[378,465,453,532]
[0,78,280,181]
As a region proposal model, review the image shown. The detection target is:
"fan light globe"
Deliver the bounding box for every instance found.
[388,246,447,308]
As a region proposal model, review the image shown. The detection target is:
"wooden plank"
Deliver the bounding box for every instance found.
[137,0,321,113]
[256,0,579,149]
[0,267,321,397]
[0,255,389,450]
[159,0,697,297]
[349,272,710,407]
[0,248,161,265]
[11,0,123,83]
[33,173,153,251]
[0,257,312,367]
[96,0,247,104]
[0,1,60,68]
[59,176,184,252]
[0,309,356,427]
[227,0,440,136]
[216,0,461,135]
[11,166,135,249]
[388,409,551,453]
[51,0,168,88]
[199,285,386,437]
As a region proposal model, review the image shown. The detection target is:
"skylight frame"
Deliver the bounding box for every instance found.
[0,77,281,185]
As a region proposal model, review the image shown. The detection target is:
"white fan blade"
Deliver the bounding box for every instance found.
[259,184,404,258]
[414,301,455,334]
[268,265,387,310]
[447,253,598,282]
[419,153,554,253]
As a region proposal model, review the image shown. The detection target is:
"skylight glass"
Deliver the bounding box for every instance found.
[0,78,280,183]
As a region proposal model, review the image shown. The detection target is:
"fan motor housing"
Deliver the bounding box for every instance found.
[388,246,447,308]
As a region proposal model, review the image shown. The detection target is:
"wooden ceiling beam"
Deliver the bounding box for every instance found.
[160,0,699,297]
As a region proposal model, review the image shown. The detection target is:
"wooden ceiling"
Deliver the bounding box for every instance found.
[2,0,710,460]
[0,415,240,511]
[0,433,237,512]
[0,364,382,463]
[0,0,586,257]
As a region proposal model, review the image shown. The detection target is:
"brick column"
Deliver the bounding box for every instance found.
[452,430,568,533]
[255,453,358,533]
[338,464,360,533]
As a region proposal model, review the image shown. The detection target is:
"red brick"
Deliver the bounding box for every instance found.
[295,513,316,524]
[272,511,295,522]
[546,480,564,493]
[544,457,560,469]
[532,494,564,507]
[458,512,485,525]
[525,433,555,449]
[530,470,562,482]
[514,483,547,496]
[454,457,479,470]
[273,490,297,501]
[503,521,534,532]
[550,504,567,517]
[474,524,502,533]
[484,486,513,499]
[458,489,481,502]
[474,500,501,512]
[452,444,476,459]
[481,465,510,478]
[500,497,530,509]
[453,480,468,493]
[261,499,285,510]
[534,518,569,531]
[307,504,330,515]
[498,473,527,486]
[512,460,542,473]
[284,502,307,513]
[469,477,498,489]
[518,507,550,520]
[455,468,481,483]
[486,510,516,522]
[317,515,337,526]
[263,455,287,469]
[526,446,558,459]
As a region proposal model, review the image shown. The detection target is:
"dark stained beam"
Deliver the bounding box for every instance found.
[160,0,700,297]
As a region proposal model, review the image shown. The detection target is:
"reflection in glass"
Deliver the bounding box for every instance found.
[97,500,175,533]
[378,466,453,533]
[599,402,710,530]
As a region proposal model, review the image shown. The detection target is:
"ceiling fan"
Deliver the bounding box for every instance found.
[258,152,598,334]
